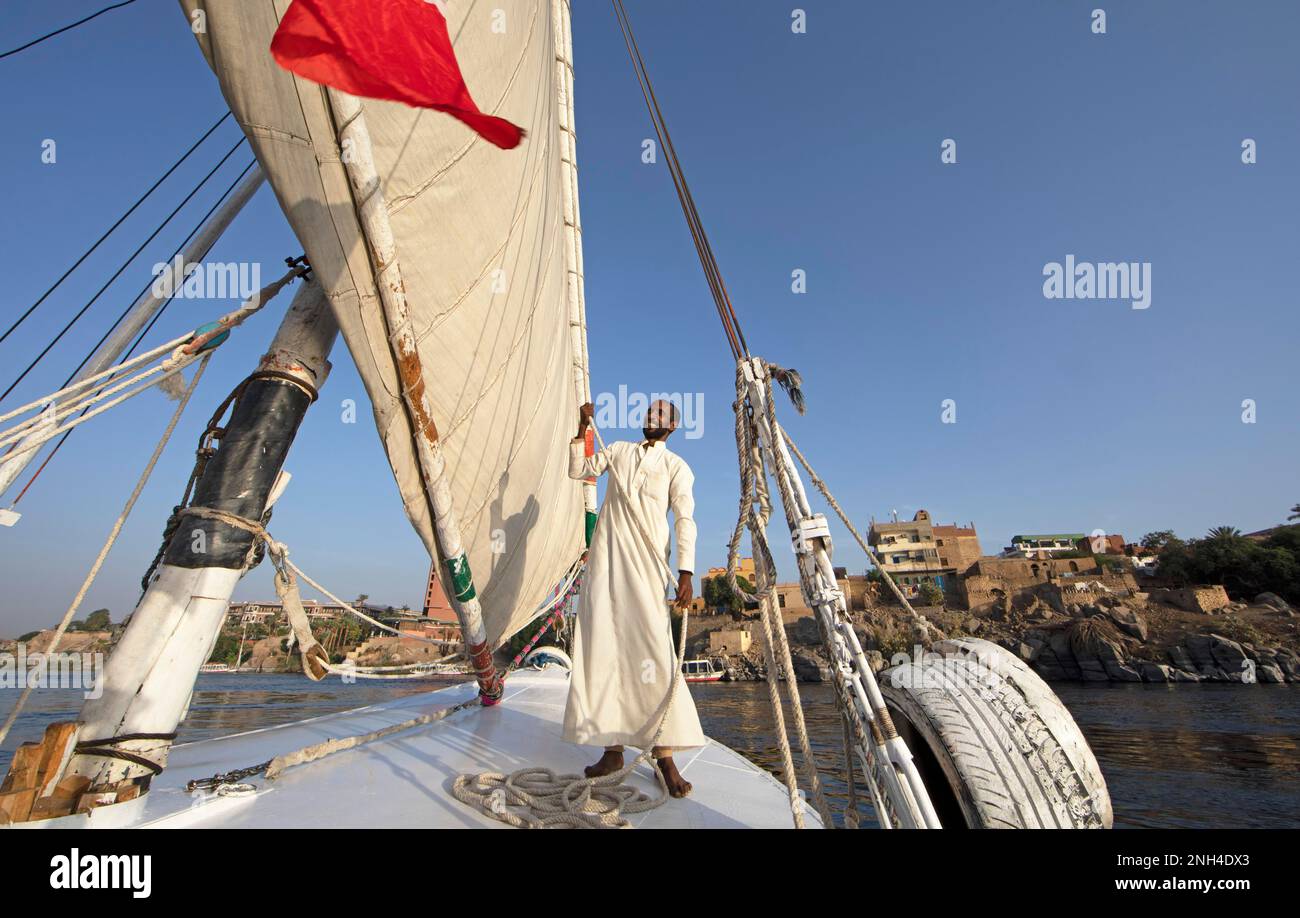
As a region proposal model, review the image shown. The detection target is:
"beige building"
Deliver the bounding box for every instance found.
[704,557,756,582]
[773,572,874,616]
[868,510,982,595]
[957,556,1137,611]
[708,628,752,654]
[227,600,348,625]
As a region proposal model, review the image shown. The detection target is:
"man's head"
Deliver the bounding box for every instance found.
[643,399,680,442]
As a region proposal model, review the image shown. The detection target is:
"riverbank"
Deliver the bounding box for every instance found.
[685,591,1300,685]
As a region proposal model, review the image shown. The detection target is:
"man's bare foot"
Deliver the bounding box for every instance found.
[584,748,624,778]
[655,755,692,798]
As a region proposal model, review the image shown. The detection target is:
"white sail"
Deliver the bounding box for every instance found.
[180,0,587,646]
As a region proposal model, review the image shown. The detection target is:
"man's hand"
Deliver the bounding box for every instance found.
[674,571,693,610]
[577,402,594,436]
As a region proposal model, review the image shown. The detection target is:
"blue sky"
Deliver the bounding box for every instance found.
[1,1,1297,634]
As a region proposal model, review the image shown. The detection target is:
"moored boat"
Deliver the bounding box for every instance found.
[682,659,725,684]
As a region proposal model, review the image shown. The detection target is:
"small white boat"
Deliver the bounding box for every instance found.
[197,663,232,674]
[682,659,725,683]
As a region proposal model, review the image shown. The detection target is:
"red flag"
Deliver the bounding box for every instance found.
[270,0,525,149]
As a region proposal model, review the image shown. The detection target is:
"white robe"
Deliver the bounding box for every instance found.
[562,437,706,751]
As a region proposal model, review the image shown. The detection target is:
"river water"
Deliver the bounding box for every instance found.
[2,675,1296,828]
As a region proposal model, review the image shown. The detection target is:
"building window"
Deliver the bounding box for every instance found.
[778,595,786,608]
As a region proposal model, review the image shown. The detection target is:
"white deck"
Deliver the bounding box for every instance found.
[98,667,815,829]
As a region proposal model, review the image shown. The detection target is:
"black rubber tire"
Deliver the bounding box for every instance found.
[880,638,1112,828]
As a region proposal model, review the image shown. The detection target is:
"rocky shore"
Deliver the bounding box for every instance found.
[687,590,1300,685]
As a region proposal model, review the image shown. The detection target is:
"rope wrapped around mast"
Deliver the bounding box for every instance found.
[723,362,832,828]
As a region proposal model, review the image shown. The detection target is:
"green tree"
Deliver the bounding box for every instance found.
[1140,530,1178,551]
[917,581,944,607]
[83,609,111,631]
[207,633,241,666]
[701,574,755,616]
[1157,524,1300,603]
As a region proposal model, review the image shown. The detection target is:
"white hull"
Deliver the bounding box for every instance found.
[16,667,815,829]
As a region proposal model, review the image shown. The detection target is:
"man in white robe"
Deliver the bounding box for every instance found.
[563,398,705,797]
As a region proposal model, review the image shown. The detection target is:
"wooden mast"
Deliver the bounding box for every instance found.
[326,89,502,702]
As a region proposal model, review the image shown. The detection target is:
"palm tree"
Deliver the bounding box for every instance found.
[1207,526,1242,541]
[1288,503,1300,521]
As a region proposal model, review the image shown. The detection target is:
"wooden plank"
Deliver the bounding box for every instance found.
[50,774,92,800]
[1,743,42,793]
[28,795,76,821]
[0,788,38,822]
[36,722,78,796]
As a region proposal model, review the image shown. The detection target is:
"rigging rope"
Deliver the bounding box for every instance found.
[0,354,210,750]
[8,160,260,507]
[0,135,248,403]
[780,430,926,620]
[0,262,304,465]
[160,506,584,681]
[723,367,833,827]
[611,0,747,361]
[0,112,233,345]
[175,509,452,652]
[731,360,927,827]
[0,0,139,60]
